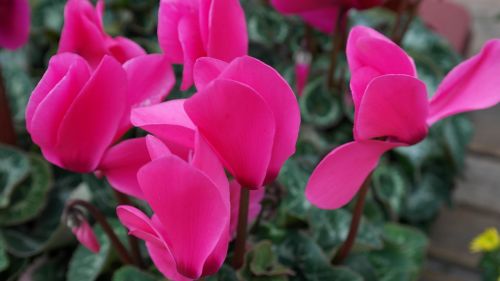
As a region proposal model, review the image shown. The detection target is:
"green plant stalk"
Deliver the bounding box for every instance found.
[332,175,372,265]
[0,67,17,146]
[65,200,134,266]
[232,188,250,269]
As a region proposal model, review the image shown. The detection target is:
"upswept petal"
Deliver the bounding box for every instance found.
[191,132,230,201]
[116,205,165,249]
[218,56,301,183]
[147,243,193,281]
[116,55,176,137]
[123,54,175,108]
[58,0,108,68]
[347,26,417,107]
[178,15,206,90]
[193,57,228,91]
[355,75,429,145]
[0,0,30,50]
[158,0,189,63]
[138,156,229,279]
[131,99,196,152]
[299,7,339,34]
[106,36,146,64]
[428,39,500,124]
[271,0,335,13]
[27,54,91,145]
[55,56,128,172]
[206,0,248,61]
[305,140,402,209]
[184,79,276,189]
[99,138,150,199]
[145,135,172,160]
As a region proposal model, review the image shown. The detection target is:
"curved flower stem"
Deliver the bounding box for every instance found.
[65,200,134,265]
[391,0,409,41]
[112,190,145,269]
[232,188,250,269]
[393,0,423,45]
[0,67,17,146]
[327,6,348,90]
[332,175,372,265]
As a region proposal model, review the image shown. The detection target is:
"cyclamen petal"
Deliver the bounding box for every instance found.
[131,99,196,159]
[306,140,402,209]
[428,39,500,124]
[0,0,30,50]
[71,219,100,254]
[54,56,128,172]
[355,75,429,145]
[271,0,383,33]
[99,138,150,199]
[185,79,276,188]
[347,26,417,107]
[58,0,144,68]
[27,55,128,173]
[158,0,247,89]
[138,156,230,279]
[116,205,165,249]
[217,56,301,184]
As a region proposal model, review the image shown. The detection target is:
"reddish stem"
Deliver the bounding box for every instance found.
[0,67,17,146]
[112,190,145,269]
[65,200,134,265]
[332,175,371,264]
[327,7,348,89]
[231,188,250,269]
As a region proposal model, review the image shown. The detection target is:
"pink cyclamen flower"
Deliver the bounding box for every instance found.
[0,0,30,50]
[271,0,383,33]
[117,131,230,280]
[26,53,174,173]
[229,180,265,236]
[158,0,248,90]
[100,99,199,198]
[306,26,500,209]
[184,56,301,189]
[58,0,146,68]
[70,216,100,253]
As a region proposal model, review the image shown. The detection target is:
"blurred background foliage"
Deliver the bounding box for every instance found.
[0,0,473,280]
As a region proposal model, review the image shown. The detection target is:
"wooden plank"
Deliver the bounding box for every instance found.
[427,204,500,269]
[454,154,500,214]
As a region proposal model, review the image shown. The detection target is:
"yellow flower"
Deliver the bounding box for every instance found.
[470,228,500,253]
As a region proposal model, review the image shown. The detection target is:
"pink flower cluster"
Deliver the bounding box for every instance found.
[26,0,299,279]
[306,26,500,209]
[0,0,30,50]
[25,0,500,279]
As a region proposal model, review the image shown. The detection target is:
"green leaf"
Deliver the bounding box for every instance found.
[112,266,160,281]
[1,178,84,258]
[277,160,311,221]
[67,219,128,281]
[309,208,383,255]
[0,236,9,272]
[207,265,239,281]
[372,164,407,216]
[0,144,30,208]
[249,241,294,278]
[0,155,53,226]
[300,79,342,129]
[368,223,428,281]
[278,232,363,281]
